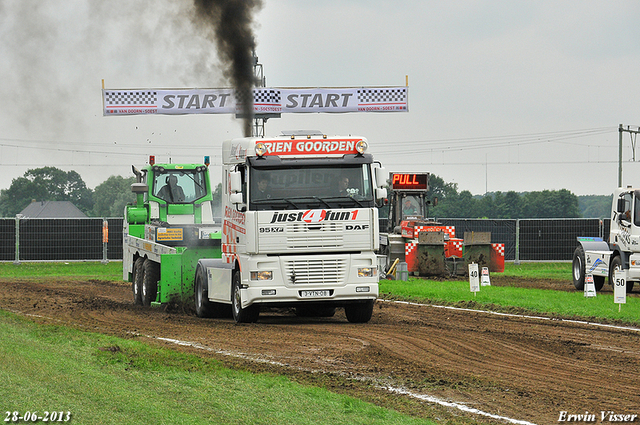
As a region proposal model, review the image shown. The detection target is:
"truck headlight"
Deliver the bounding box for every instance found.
[251,271,273,280]
[357,267,376,277]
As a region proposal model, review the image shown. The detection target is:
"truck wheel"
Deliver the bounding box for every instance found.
[344,300,375,323]
[609,256,636,293]
[141,259,159,307]
[231,270,259,323]
[194,265,213,317]
[572,246,585,290]
[132,257,144,305]
[195,265,226,318]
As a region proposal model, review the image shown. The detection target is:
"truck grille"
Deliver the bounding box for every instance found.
[286,222,343,249]
[283,258,347,285]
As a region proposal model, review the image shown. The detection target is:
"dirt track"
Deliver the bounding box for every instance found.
[1,276,639,425]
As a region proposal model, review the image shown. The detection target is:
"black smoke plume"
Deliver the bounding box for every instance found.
[193,0,263,137]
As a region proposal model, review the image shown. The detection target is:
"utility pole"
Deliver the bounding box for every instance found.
[619,124,640,187]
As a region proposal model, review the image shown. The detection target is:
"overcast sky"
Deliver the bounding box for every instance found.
[1,0,640,196]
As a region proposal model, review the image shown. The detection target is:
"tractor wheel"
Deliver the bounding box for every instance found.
[572,246,585,290]
[141,259,159,307]
[344,300,375,323]
[231,270,259,323]
[132,257,144,305]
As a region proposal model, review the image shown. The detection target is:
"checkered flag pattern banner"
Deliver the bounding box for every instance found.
[254,89,281,105]
[104,91,157,106]
[357,88,407,104]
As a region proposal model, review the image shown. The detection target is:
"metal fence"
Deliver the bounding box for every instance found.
[0,218,123,263]
[436,218,610,262]
[0,217,611,263]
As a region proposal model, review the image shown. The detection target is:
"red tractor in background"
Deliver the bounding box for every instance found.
[379,173,504,277]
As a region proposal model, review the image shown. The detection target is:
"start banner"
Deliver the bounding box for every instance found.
[102,86,408,116]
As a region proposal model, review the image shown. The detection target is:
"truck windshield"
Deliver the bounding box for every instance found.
[152,169,208,204]
[249,164,374,210]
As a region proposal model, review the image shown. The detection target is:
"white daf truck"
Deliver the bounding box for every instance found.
[194,132,387,323]
[572,186,638,293]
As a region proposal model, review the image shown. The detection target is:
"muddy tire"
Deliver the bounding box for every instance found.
[231,270,259,323]
[141,259,159,307]
[194,265,214,318]
[132,257,144,305]
[194,265,230,318]
[344,300,374,323]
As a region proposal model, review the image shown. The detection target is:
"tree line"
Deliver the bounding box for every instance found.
[0,167,612,219]
[0,167,135,217]
[426,174,612,219]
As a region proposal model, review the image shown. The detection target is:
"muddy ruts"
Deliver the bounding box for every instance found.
[193,0,263,136]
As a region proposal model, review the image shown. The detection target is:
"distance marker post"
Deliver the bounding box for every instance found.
[469,263,480,297]
[613,269,627,312]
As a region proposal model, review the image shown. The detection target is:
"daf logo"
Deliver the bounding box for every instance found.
[346,224,369,231]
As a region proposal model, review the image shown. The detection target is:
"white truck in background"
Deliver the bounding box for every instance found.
[573,186,639,293]
[195,132,388,323]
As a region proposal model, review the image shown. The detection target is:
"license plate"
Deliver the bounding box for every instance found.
[300,290,330,298]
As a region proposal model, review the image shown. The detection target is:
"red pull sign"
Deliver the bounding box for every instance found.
[391,173,428,190]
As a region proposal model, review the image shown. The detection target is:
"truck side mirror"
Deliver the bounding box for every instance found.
[230,170,242,193]
[617,198,626,214]
[374,166,387,200]
[375,166,387,188]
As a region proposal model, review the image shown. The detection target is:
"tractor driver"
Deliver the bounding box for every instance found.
[157,175,185,202]
[403,198,417,216]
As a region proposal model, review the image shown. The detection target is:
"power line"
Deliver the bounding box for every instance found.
[371,127,616,153]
